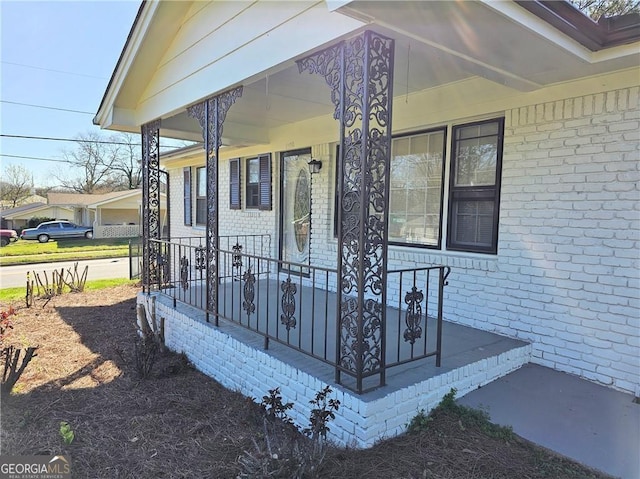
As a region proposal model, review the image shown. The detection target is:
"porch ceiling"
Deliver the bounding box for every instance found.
[100,1,639,148]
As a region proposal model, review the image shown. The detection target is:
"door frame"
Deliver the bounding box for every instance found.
[278,147,312,276]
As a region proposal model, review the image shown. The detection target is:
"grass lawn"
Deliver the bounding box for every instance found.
[0,238,134,266]
[0,278,138,303]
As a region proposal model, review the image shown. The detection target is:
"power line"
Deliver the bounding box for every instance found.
[1,61,107,80]
[0,100,94,115]
[1,134,190,149]
[1,154,70,164]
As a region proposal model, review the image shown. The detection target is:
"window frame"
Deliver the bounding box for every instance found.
[387,127,447,250]
[244,154,272,210]
[446,117,504,254]
[246,157,260,209]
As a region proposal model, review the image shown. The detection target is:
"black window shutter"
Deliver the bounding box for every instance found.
[258,154,272,210]
[183,167,192,225]
[229,158,241,210]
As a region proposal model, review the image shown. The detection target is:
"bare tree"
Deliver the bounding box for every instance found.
[0,165,33,207]
[569,0,639,20]
[110,132,142,190]
[55,132,120,194]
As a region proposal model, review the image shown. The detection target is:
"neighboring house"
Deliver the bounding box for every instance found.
[47,190,167,238]
[94,1,640,446]
[0,202,74,230]
[1,191,167,238]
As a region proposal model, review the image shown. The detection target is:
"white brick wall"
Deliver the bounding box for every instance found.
[497,87,640,394]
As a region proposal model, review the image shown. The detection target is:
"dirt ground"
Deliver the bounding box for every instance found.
[0,285,611,478]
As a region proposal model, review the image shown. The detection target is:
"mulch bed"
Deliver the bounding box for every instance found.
[0,285,611,478]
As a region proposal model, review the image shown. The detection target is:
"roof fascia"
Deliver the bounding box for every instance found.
[514,0,640,51]
[1,205,74,219]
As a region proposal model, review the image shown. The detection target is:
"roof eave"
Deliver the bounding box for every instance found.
[515,0,640,51]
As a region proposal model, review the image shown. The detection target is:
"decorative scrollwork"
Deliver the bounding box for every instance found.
[157,252,170,284]
[300,31,393,385]
[242,268,255,315]
[186,88,243,316]
[443,266,451,286]
[403,286,424,345]
[180,256,190,291]
[187,87,243,154]
[195,246,206,271]
[141,120,161,289]
[280,278,297,331]
[297,43,343,120]
[232,243,243,269]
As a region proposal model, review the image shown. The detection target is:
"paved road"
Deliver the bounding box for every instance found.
[0,257,130,289]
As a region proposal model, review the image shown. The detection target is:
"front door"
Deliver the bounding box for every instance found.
[280,148,311,274]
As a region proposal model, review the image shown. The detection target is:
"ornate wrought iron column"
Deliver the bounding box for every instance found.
[141,119,161,292]
[187,87,243,324]
[298,31,395,393]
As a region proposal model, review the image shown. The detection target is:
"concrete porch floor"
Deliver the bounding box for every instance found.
[459,363,640,479]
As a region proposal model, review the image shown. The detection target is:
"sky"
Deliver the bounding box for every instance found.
[0,1,142,187]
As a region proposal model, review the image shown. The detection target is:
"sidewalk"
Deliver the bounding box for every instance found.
[458,363,640,479]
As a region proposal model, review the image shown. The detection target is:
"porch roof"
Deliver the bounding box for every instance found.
[94,0,640,146]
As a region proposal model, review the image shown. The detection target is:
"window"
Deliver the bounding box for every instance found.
[195,166,206,225]
[245,154,271,210]
[229,158,241,209]
[183,167,192,225]
[447,118,504,254]
[389,129,446,247]
[246,158,259,208]
[332,117,504,254]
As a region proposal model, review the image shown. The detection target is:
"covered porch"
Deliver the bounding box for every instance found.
[129,22,534,435]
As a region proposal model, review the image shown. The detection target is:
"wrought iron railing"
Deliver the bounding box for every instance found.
[386,265,451,369]
[128,238,143,280]
[146,237,450,393]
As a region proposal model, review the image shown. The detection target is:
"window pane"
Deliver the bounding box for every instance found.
[389,130,444,246]
[246,184,259,208]
[195,198,207,225]
[247,158,259,183]
[197,167,206,196]
[455,137,497,186]
[452,200,494,247]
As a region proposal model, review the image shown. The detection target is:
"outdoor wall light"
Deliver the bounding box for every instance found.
[308,158,322,174]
